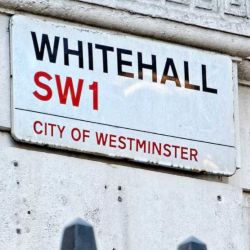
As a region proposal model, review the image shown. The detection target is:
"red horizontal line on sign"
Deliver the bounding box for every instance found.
[15,107,234,148]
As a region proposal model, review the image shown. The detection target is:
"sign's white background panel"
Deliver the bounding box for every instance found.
[0,132,246,250]
[11,15,236,174]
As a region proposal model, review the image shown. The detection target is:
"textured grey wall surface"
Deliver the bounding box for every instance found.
[80,0,250,36]
[0,132,247,250]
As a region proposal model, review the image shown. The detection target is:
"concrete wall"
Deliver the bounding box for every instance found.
[0,132,247,250]
[82,0,250,36]
[0,1,249,249]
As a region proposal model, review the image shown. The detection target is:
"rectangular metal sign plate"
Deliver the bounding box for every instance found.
[11,15,237,175]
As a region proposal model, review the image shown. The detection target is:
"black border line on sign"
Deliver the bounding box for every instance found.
[15,107,235,148]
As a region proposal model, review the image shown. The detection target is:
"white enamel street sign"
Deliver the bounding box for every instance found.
[11,15,237,175]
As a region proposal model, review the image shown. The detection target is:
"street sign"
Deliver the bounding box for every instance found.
[11,15,237,175]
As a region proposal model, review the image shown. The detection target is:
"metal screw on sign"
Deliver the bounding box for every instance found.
[178,236,207,250]
[61,218,97,250]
